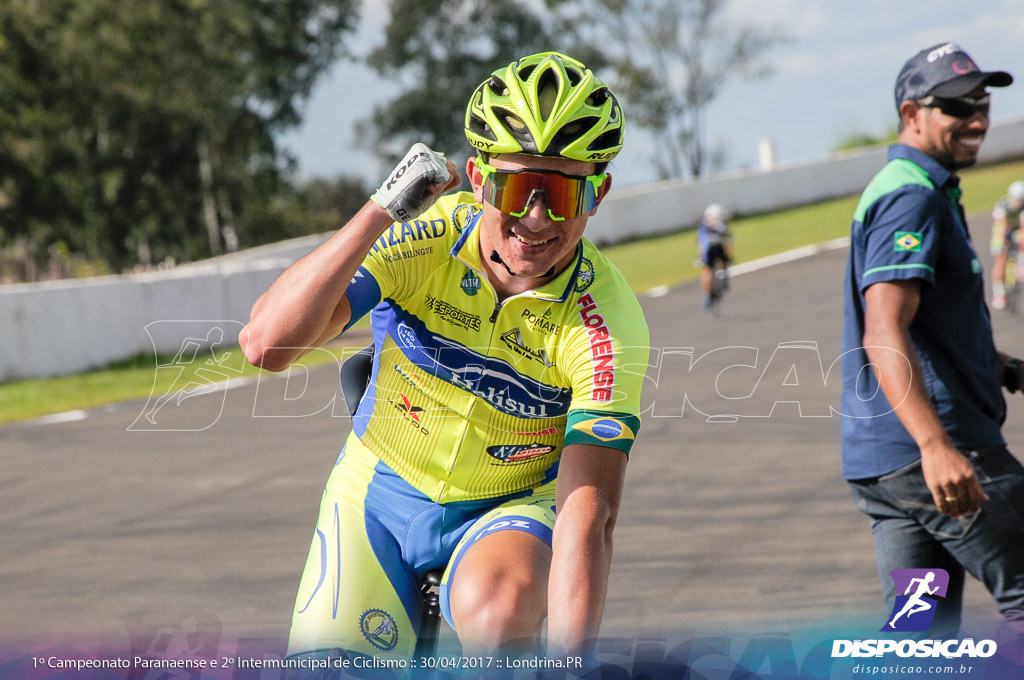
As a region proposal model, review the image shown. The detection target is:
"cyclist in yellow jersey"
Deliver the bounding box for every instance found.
[240,52,649,666]
[990,181,1024,309]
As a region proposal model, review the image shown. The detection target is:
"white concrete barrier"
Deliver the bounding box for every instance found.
[3,116,1023,381]
[0,259,290,380]
[586,115,1024,244]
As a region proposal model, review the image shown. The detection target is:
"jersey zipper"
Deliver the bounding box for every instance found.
[440,274,503,478]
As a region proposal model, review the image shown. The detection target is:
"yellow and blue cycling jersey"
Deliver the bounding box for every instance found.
[285,192,650,660]
[341,191,650,503]
[991,196,1023,255]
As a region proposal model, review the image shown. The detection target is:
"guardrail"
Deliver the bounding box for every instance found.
[3,115,1023,381]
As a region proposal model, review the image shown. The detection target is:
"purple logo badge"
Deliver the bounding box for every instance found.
[881,569,949,632]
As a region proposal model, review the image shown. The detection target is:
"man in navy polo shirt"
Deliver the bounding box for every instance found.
[841,43,1024,639]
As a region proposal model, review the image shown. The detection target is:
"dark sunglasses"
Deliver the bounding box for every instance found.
[474,157,605,221]
[918,94,990,119]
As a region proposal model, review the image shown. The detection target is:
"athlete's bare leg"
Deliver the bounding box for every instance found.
[447,530,550,655]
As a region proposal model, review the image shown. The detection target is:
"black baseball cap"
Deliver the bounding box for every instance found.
[894,42,1012,110]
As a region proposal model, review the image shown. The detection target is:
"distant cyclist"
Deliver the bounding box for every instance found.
[240,52,649,667]
[990,180,1024,309]
[697,203,733,309]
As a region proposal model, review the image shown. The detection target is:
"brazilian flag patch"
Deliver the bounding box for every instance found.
[574,417,636,442]
[565,410,641,454]
[894,231,923,252]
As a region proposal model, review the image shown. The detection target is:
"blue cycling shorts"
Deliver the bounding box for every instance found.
[285,440,557,660]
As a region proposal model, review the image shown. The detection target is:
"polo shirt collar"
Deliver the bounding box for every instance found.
[888,143,957,189]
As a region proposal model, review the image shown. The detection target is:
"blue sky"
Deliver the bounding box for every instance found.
[278,0,1024,188]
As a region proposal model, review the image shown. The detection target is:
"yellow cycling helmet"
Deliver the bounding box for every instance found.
[465,52,624,163]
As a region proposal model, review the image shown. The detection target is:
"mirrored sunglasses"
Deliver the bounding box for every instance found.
[475,157,605,221]
[918,94,990,119]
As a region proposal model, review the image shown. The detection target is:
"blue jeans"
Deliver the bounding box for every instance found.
[849,447,1024,638]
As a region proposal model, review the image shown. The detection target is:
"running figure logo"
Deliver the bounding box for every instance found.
[129,320,246,431]
[881,568,950,632]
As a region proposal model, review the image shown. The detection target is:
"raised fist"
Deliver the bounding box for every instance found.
[371,143,455,223]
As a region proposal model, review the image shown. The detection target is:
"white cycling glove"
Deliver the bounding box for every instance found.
[371,143,451,223]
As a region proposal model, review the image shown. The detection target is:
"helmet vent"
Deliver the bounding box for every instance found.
[536,70,560,121]
[468,113,497,141]
[538,83,558,121]
[550,122,586,154]
[589,128,622,152]
[487,75,508,96]
[505,113,527,131]
[498,109,538,153]
[586,87,609,106]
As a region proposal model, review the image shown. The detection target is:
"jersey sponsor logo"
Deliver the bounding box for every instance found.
[425,295,482,331]
[397,322,419,350]
[521,308,560,334]
[359,608,399,651]
[572,416,635,443]
[388,392,429,436]
[576,293,615,402]
[379,244,434,263]
[501,328,555,367]
[391,314,573,417]
[894,231,923,252]
[575,256,596,293]
[513,426,558,437]
[374,218,447,250]
[451,203,479,234]
[392,364,429,396]
[460,270,481,296]
[468,385,556,418]
[479,517,543,536]
[486,443,556,463]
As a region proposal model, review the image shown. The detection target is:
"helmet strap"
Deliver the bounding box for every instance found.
[489,250,556,279]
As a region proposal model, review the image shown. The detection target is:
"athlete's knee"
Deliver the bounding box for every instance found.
[450,571,546,652]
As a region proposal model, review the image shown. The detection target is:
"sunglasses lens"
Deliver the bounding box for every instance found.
[481,166,600,220]
[933,96,990,118]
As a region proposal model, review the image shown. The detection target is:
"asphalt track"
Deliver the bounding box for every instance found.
[4,219,1024,659]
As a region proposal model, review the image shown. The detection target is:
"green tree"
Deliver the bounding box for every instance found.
[360,0,556,169]
[0,0,358,278]
[549,0,789,179]
[304,175,373,226]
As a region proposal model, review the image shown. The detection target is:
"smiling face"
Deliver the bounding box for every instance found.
[899,86,990,171]
[468,153,611,296]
